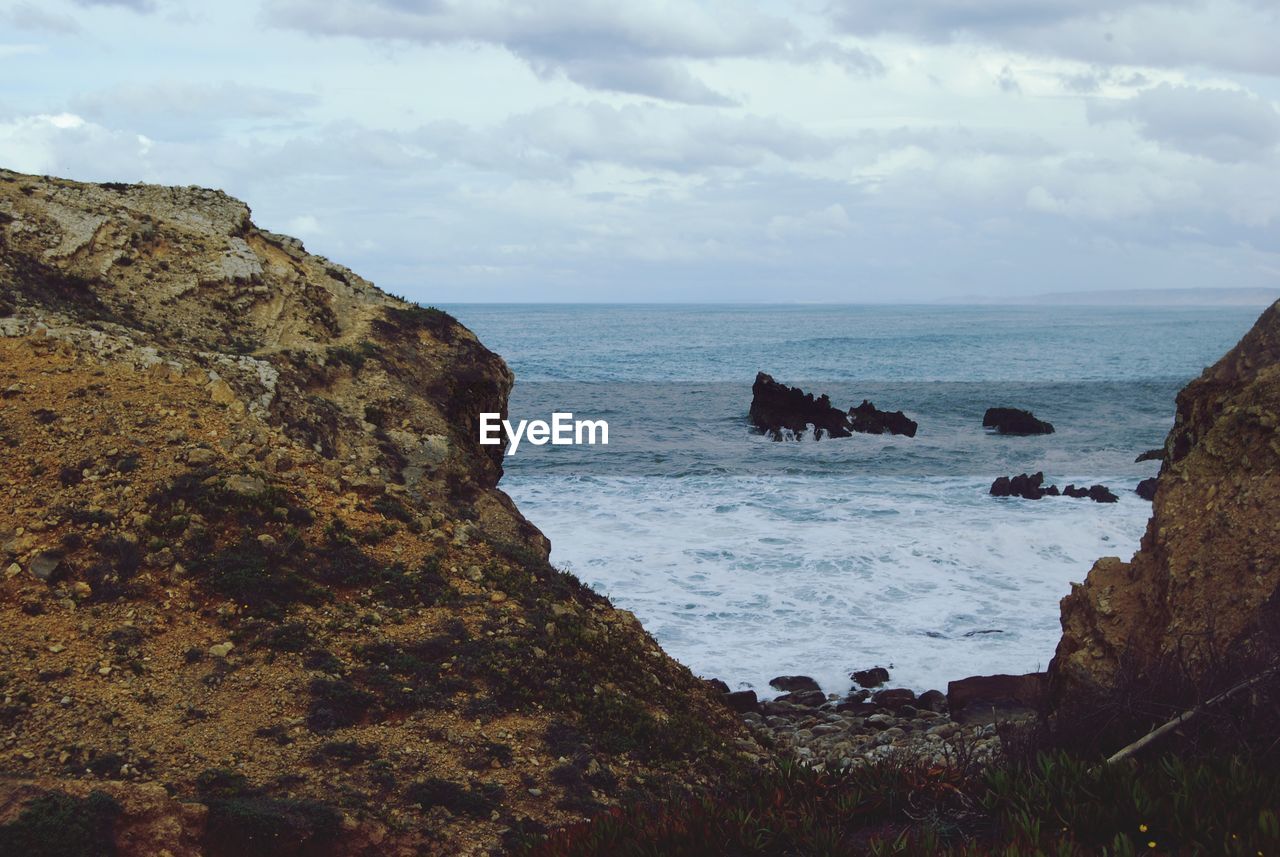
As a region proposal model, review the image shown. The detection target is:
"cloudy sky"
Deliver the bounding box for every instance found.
[2,0,1279,302]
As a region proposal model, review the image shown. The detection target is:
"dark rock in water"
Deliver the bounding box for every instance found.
[769,675,822,694]
[750,373,852,440]
[1135,447,1167,463]
[992,474,1116,503]
[848,400,918,437]
[703,677,731,695]
[871,688,916,709]
[962,629,1004,637]
[1136,476,1159,501]
[850,667,890,688]
[724,689,759,713]
[947,672,1046,724]
[917,689,947,713]
[1062,484,1118,503]
[750,373,917,439]
[983,407,1055,435]
[777,689,827,707]
[990,472,1051,500]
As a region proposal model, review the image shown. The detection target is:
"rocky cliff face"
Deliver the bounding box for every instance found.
[1050,299,1280,728]
[0,170,753,856]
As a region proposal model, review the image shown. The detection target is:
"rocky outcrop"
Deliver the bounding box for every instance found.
[1049,299,1280,726]
[990,473,1116,503]
[749,373,917,439]
[0,170,756,856]
[848,399,918,438]
[1135,476,1159,501]
[1060,484,1118,503]
[990,472,1058,500]
[749,373,852,439]
[983,407,1054,435]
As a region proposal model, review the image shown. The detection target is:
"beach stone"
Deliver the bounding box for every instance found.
[917,689,947,713]
[724,690,759,713]
[777,690,827,708]
[769,675,821,694]
[872,688,916,710]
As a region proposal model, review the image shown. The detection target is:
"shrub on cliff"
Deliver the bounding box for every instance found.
[0,791,121,857]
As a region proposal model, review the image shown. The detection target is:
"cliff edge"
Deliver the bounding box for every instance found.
[1049,299,1280,735]
[0,170,753,856]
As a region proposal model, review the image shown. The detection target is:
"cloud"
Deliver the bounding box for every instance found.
[69,0,157,10]
[5,3,80,33]
[1089,83,1280,163]
[262,0,874,104]
[827,0,1280,77]
[71,82,319,140]
[413,102,839,177]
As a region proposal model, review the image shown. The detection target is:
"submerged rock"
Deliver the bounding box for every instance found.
[982,407,1055,435]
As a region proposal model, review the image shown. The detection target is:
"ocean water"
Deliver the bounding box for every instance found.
[444,304,1263,697]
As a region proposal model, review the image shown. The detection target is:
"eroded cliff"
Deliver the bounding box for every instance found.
[1050,299,1280,734]
[0,170,754,856]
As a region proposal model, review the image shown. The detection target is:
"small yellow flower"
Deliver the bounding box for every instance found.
[1138,824,1149,833]
[1147,842,1156,849]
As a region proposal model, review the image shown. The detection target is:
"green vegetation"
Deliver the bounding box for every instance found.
[325,340,379,372]
[515,751,1280,856]
[196,769,342,857]
[406,777,503,818]
[0,791,121,857]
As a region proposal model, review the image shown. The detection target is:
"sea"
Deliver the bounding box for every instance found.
[443,304,1263,698]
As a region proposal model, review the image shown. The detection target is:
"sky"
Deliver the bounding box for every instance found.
[1,0,1279,303]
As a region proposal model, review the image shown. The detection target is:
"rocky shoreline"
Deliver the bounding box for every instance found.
[710,669,1040,772]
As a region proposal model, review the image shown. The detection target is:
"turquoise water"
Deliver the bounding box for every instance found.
[445,304,1263,695]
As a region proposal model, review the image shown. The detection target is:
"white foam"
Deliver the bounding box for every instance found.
[506,474,1149,698]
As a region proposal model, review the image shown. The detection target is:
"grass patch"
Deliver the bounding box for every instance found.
[0,791,121,857]
[406,777,503,819]
[196,769,342,857]
[515,751,1280,856]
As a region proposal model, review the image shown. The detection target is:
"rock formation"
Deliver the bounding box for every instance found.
[1049,299,1280,728]
[0,170,755,856]
[990,473,1116,503]
[749,373,852,439]
[749,373,917,439]
[982,407,1054,435]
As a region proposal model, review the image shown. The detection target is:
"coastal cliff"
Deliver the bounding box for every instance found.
[0,170,753,856]
[1050,299,1280,733]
